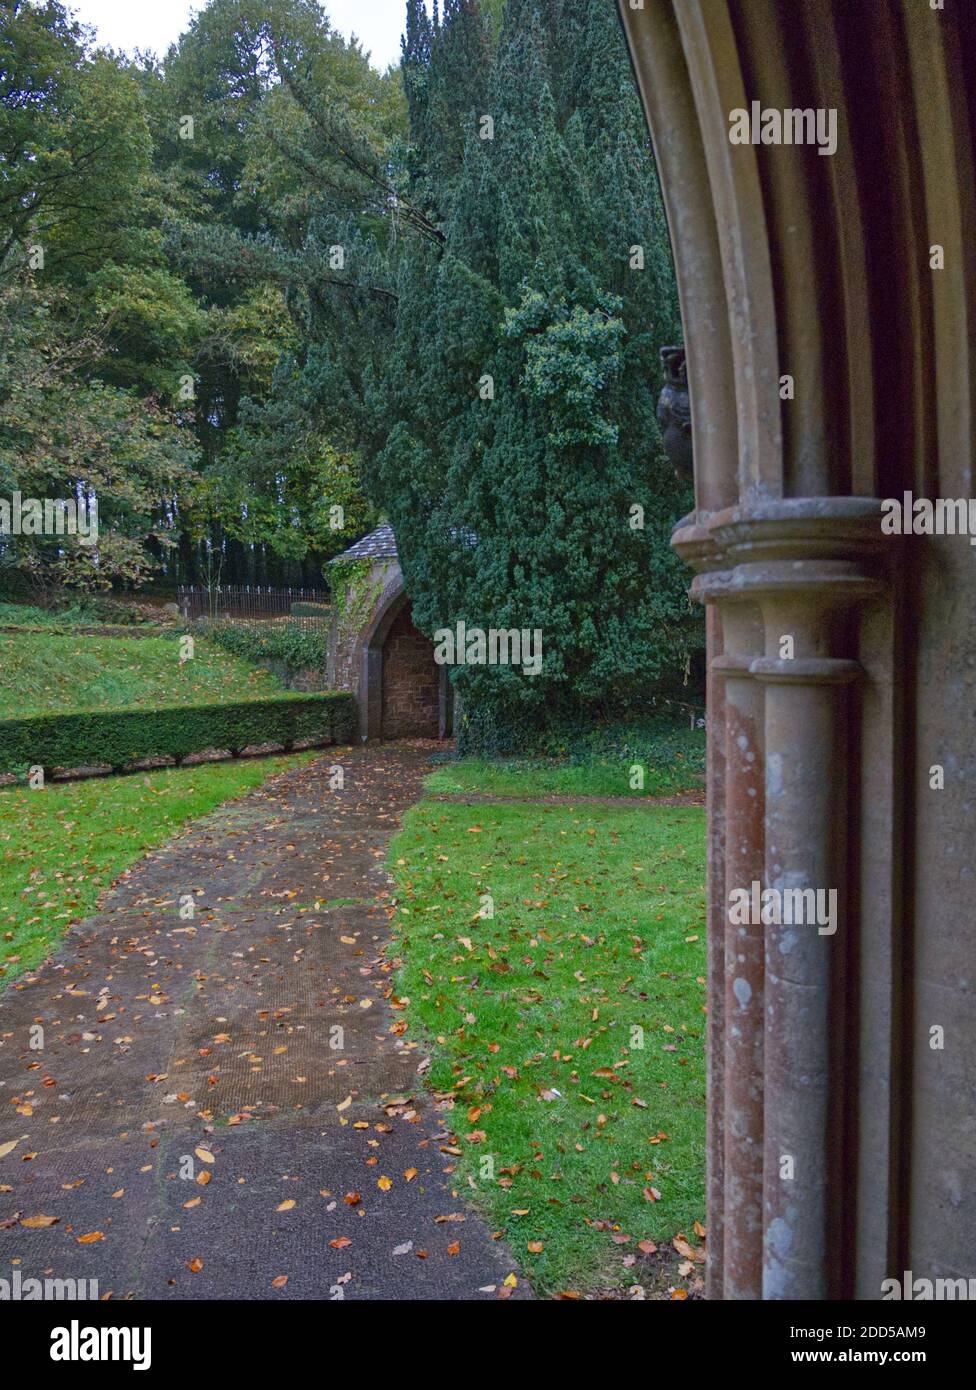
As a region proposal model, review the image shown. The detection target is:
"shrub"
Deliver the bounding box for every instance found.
[290,602,331,618]
[0,692,356,776]
[203,620,328,674]
[456,705,707,775]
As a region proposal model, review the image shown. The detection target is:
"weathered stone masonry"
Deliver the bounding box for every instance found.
[621,0,976,1299]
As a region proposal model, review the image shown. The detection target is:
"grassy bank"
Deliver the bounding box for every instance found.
[390,793,707,1296]
[0,630,284,718]
[0,754,313,989]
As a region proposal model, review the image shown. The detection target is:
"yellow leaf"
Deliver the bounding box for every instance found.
[194,1148,215,1164]
[276,1199,296,1211]
[378,1175,392,1191]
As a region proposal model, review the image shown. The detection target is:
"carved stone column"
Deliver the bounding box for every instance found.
[677,499,886,1300]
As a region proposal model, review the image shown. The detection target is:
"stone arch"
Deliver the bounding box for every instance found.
[360,570,451,741]
[619,0,976,1300]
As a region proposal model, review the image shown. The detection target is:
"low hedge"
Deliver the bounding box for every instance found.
[0,691,356,776]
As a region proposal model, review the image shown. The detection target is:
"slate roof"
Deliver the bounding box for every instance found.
[331,524,477,563]
[331,525,398,562]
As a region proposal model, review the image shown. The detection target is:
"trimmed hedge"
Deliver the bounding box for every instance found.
[0,691,356,776]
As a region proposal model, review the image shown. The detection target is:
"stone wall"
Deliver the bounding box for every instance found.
[380,602,440,739]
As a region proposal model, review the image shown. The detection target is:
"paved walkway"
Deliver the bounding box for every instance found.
[0,748,528,1300]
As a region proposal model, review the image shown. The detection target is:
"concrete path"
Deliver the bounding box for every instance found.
[0,747,528,1300]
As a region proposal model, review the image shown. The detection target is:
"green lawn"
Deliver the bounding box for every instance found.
[424,754,702,799]
[0,631,284,718]
[0,754,312,989]
[390,794,707,1296]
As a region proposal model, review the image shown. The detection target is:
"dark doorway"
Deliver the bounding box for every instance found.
[380,601,441,739]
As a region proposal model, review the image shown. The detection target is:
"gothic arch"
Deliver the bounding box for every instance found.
[619,0,976,1300]
[359,571,451,741]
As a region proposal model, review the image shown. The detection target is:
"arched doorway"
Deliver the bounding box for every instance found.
[378,595,442,739]
[620,0,976,1300]
[359,576,453,743]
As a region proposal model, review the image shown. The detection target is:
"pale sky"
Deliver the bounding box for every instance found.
[68,0,419,70]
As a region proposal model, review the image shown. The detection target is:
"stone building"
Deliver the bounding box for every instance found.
[326,525,453,742]
[620,0,976,1300]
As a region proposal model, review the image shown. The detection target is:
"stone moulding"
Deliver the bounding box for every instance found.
[676,497,892,1300]
[622,0,975,1301]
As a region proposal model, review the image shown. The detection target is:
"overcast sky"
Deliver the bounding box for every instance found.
[68,0,417,69]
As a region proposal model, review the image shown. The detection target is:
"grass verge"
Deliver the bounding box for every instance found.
[390,794,707,1297]
[429,716,706,799]
[0,753,314,989]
